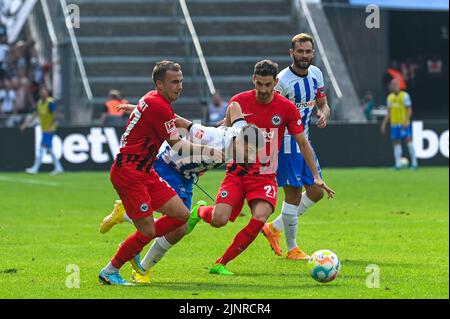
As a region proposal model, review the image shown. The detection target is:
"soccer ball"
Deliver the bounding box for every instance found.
[400,157,410,168]
[307,249,340,283]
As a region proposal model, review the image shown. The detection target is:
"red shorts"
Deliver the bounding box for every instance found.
[110,165,177,220]
[215,173,278,222]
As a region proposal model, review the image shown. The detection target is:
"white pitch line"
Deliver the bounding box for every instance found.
[0,175,60,187]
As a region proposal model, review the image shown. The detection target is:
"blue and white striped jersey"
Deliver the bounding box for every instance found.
[276,65,325,154]
[158,120,247,180]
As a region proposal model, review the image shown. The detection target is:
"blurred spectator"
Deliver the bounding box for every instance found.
[0,30,50,127]
[11,66,33,113]
[101,89,128,126]
[384,60,407,92]
[30,57,44,102]
[0,79,16,115]
[0,22,7,38]
[427,55,442,78]
[0,33,8,80]
[206,91,227,125]
[362,91,375,122]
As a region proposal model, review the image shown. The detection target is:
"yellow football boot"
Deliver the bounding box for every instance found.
[99,200,126,233]
[131,270,151,284]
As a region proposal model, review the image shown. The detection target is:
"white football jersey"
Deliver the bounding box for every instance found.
[158,120,247,180]
[276,65,325,154]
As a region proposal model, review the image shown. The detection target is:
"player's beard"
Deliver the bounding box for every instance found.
[293,56,312,70]
[256,90,274,103]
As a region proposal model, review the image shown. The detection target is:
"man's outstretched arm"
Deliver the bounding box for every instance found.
[294,132,335,198]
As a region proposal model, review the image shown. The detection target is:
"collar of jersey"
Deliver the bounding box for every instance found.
[289,66,309,78]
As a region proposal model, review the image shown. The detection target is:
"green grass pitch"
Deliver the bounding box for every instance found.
[0,168,448,299]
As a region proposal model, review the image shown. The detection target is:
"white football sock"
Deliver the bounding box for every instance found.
[281,201,299,252]
[102,262,119,274]
[123,213,132,224]
[32,146,44,171]
[141,236,172,271]
[407,142,418,167]
[394,144,402,168]
[271,214,284,232]
[49,148,63,171]
[297,192,315,216]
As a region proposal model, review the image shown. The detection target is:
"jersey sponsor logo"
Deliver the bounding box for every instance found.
[140,203,150,213]
[271,115,282,126]
[195,129,205,139]
[165,119,177,134]
[138,99,148,112]
[294,100,316,110]
[220,190,229,198]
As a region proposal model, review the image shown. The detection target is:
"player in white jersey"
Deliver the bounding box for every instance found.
[99,102,264,283]
[261,33,331,260]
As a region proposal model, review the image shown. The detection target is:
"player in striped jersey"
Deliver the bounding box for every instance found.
[262,33,331,260]
[99,102,264,283]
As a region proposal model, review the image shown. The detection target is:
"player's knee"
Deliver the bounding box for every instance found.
[173,206,190,222]
[139,226,155,239]
[308,189,324,202]
[211,216,228,228]
[178,210,190,222]
[314,190,324,202]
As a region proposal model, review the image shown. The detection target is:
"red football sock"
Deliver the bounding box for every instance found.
[111,231,151,269]
[216,218,264,265]
[154,215,186,238]
[198,206,214,224]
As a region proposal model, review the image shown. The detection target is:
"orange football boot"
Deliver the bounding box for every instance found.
[286,247,310,260]
[261,223,282,256]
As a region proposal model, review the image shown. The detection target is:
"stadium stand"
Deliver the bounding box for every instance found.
[74,0,359,122]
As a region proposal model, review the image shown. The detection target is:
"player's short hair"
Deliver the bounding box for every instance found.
[291,33,315,49]
[152,60,181,84]
[253,60,279,80]
[236,123,266,151]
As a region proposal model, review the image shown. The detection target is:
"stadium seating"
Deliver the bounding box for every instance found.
[73,0,298,121]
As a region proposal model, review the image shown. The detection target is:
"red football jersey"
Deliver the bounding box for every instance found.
[116,90,179,172]
[227,89,304,176]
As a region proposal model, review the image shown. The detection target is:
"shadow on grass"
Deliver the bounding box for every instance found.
[118,280,345,293]
[341,259,418,268]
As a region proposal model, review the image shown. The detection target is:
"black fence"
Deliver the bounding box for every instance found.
[0,121,448,172]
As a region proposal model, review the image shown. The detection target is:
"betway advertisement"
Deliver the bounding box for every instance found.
[0,121,448,171]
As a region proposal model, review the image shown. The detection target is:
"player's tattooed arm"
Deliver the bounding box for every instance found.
[225,102,246,128]
[294,132,335,198]
[167,136,224,163]
[316,96,330,129]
